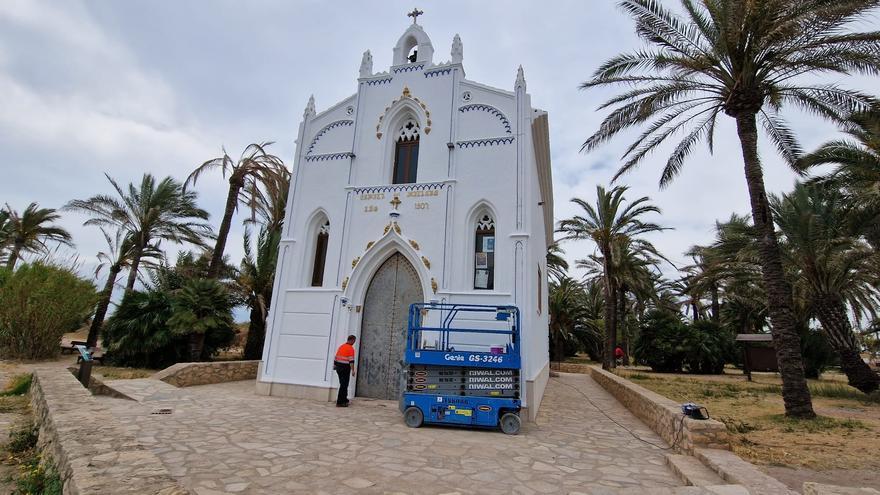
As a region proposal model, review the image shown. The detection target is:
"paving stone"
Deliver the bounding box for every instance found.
[94,374,692,494]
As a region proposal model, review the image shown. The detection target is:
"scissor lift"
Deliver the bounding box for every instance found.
[400,303,522,435]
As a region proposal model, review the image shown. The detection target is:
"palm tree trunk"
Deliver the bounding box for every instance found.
[87,264,122,348]
[6,240,23,270]
[189,332,206,361]
[618,288,629,365]
[735,112,815,418]
[814,295,879,393]
[243,305,267,360]
[208,178,244,279]
[124,244,144,292]
[602,248,617,370]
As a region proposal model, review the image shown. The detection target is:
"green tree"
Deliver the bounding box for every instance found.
[1,203,72,270]
[237,227,280,360]
[65,173,213,342]
[546,243,570,283]
[558,185,664,369]
[186,143,286,279]
[771,183,880,392]
[576,0,880,416]
[85,228,162,347]
[168,277,235,361]
[0,263,96,359]
[799,109,880,248]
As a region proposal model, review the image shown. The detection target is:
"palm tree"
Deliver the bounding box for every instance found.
[85,228,161,348]
[546,243,570,283]
[771,183,880,393]
[238,227,280,360]
[548,276,604,366]
[0,209,11,265]
[65,174,213,293]
[2,203,73,270]
[557,185,664,369]
[577,0,880,417]
[799,109,880,249]
[186,143,286,279]
[168,277,235,361]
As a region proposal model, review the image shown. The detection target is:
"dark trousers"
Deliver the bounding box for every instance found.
[335,363,351,405]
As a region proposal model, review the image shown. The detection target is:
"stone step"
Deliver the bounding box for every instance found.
[666,454,727,486]
[695,448,798,495]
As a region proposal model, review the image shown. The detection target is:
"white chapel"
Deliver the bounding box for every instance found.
[257,12,554,420]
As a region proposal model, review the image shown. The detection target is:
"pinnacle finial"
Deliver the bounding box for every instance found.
[451,34,463,64]
[515,65,526,91]
[407,7,424,24]
[304,95,315,118]
[360,50,373,77]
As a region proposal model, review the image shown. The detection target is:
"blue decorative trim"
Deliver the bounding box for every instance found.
[456,137,515,149]
[424,67,452,78]
[365,77,393,86]
[307,120,353,155]
[392,64,425,74]
[305,152,354,162]
[352,182,448,194]
[458,104,512,134]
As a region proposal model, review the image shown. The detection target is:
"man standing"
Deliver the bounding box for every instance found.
[334,335,357,407]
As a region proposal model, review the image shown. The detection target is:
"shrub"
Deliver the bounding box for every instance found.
[635,311,735,374]
[682,320,735,374]
[103,283,234,369]
[168,278,235,361]
[0,263,97,359]
[634,310,689,372]
[8,422,38,454]
[800,326,836,379]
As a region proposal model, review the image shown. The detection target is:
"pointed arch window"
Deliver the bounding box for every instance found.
[474,214,495,290]
[311,220,329,287]
[393,119,420,184]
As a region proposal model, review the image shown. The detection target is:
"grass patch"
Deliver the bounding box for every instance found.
[92,366,154,380]
[625,372,651,380]
[608,368,880,470]
[7,423,38,454]
[767,414,867,433]
[0,374,32,396]
[14,454,62,495]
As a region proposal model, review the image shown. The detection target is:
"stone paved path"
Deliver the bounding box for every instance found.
[98,372,683,494]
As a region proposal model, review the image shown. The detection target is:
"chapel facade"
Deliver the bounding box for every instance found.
[257,14,554,420]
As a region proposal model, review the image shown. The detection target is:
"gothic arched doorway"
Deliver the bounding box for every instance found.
[356,252,424,400]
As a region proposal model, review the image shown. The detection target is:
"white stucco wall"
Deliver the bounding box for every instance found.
[260,21,552,409]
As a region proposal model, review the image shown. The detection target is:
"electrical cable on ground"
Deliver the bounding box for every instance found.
[555,376,686,451]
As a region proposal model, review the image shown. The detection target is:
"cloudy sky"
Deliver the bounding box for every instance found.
[1,0,877,295]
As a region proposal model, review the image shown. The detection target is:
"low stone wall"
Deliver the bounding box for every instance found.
[153,360,259,387]
[30,368,188,494]
[588,365,729,453]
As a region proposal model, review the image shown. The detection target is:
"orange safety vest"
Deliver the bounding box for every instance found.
[334,343,355,365]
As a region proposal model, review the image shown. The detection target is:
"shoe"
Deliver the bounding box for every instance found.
[336,403,349,407]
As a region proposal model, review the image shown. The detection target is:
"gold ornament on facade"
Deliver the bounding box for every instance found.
[431,278,438,294]
[352,257,360,269]
[409,239,420,251]
[366,241,375,250]
[384,223,392,235]
[341,277,348,290]
[402,86,411,98]
[393,222,401,234]
[421,256,431,270]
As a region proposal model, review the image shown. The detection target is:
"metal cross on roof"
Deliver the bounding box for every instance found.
[407,8,423,24]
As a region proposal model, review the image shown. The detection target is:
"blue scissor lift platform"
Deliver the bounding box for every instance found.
[400,303,522,435]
